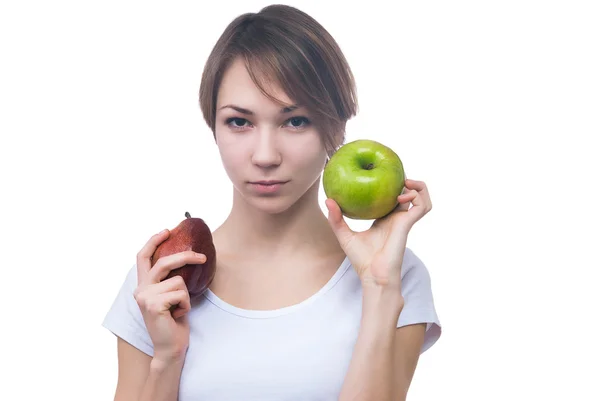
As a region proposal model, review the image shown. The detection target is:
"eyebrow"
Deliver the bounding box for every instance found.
[218,104,299,115]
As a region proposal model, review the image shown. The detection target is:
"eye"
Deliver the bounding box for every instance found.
[285,116,311,129]
[225,117,252,130]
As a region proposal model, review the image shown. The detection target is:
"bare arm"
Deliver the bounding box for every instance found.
[110,231,201,400]
[338,286,425,401]
[113,338,186,401]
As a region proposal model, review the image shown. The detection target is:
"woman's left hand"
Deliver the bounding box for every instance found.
[325,178,432,289]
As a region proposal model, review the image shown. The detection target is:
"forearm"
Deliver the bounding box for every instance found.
[338,285,404,401]
[139,356,186,401]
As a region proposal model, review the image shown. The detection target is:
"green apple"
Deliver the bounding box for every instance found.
[323,139,405,220]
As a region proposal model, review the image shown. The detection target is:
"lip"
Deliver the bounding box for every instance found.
[247,180,289,194]
[249,180,289,185]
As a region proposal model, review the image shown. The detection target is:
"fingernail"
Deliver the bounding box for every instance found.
[159,229,168,235]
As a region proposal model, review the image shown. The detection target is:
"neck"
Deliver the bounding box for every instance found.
[214,181,342,260]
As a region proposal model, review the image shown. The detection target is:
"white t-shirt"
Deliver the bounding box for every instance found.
[102,247,442,400]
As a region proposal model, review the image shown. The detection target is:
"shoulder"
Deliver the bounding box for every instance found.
[400,247,431,283]
[102,264,155,357]
[396,247,442,353]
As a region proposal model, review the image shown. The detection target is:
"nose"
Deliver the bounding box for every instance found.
[251,127,281,168]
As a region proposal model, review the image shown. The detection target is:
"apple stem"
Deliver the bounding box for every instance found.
[365,163,374,170]
[185,211,191,219]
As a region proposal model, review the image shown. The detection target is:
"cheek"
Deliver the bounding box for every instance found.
[218,147,244,174]
[216,137,245,176]
[283,137,327,170]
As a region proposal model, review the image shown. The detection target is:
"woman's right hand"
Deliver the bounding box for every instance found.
[133,229,207,363]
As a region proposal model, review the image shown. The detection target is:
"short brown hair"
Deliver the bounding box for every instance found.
[198,4,358,157]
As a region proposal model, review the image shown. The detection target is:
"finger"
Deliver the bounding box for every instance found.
[156,290,191,317]
[148,251,206,284]
[404,178,427,192]
[400,188,432,219]
[397,190,418,211]
[403,179,431,209]
[142,275,188,298]
[325,198,355,248]
[172,306,190,320]
[136,229,170,283]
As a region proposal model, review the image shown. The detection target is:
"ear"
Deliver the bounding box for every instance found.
[334,127,346,148]
[327,132,345,159]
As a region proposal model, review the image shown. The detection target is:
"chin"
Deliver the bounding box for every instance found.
[233,179,319,216]
[246,195,299,216]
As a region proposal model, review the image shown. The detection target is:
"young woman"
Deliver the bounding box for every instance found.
[103,4,442,400]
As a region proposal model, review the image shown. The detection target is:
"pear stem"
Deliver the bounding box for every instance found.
[185,211,191,219]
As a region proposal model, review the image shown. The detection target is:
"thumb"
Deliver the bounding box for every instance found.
[325,198,354,247]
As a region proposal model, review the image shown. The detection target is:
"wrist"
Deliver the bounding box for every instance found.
[152,348,188,371]
[361,284,404,324]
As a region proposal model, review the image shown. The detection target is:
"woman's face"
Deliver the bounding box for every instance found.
[214,58,328,215]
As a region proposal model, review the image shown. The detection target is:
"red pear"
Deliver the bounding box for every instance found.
[150,211,217,299]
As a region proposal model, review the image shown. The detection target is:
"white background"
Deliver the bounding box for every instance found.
[1,0,599,400]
